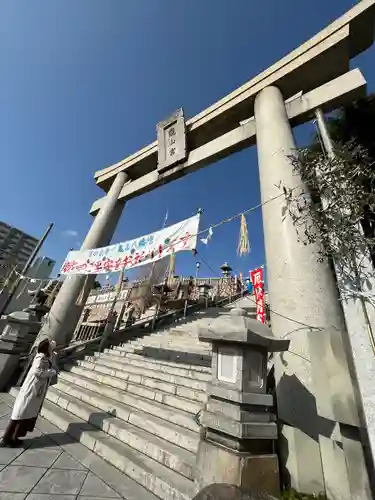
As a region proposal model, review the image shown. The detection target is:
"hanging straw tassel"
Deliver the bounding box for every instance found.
[237,213,250,256]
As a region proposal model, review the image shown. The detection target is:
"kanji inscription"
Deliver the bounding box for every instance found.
[157,108,187,173]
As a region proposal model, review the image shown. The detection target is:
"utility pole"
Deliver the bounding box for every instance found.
[0,223,54,316]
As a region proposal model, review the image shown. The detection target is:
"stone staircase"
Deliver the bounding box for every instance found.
[9,297,256,500]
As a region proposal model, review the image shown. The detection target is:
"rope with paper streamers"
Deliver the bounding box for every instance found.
[13,187,298,291]
[57,188,300,283]
[237,214,250,256]
[58,190,292,280]
[12,268,61,284]
[196,188,297,253]
[6,187,298,294]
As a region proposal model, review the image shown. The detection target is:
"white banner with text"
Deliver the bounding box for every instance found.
[60,215,200,275]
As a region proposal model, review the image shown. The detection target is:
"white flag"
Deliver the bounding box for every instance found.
[200,227,213,245]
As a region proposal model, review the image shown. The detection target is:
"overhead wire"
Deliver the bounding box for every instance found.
[196,254,324,332]
[63,186,303,273]
[195,254,314,363]
[33,182,309,331]
[55,183,313,332]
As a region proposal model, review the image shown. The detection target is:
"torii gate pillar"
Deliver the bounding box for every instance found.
[255,86,370,497]
[37,171,129,347]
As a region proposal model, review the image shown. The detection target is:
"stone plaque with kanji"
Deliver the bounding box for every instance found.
[157,108,187,173]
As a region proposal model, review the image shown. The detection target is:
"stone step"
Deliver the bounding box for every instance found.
[127,336,211,348]
[89,353,209,392]
[65,364,204,412]
[129,339,212,352]
[124,347,211,361]
[4,391,161,500]
[45,384,196,480]
[112,345,212,366]
[9,388,194,500]
[130,330,209,342]
[52,376,200,448]
[92,351,211,380]
[164,327,200,336]
[101,349,212,374]
[133,327,209,344]
[76,359,207,406]
[172,331,201,339]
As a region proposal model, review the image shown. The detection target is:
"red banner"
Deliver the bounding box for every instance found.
[250,267,265,324]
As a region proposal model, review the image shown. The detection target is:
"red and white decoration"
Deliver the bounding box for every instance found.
[250,267,265,324]
[60,215,199,276]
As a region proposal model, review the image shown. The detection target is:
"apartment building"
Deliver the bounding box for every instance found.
[0,221,39,277]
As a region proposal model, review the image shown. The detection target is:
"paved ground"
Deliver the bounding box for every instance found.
[0,393,148,500]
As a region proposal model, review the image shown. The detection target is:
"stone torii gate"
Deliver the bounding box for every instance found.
[39,1,375,496]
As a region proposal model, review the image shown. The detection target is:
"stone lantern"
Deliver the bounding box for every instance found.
[0,310,38,391]
[198,283,212,300]
[195,306,289,496]
[220,262,232,278]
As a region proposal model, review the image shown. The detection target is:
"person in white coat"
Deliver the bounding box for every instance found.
[0,338,57,447]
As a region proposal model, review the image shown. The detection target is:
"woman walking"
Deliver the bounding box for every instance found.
[0,338,57,447]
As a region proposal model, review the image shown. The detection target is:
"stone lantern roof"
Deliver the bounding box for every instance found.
[198,306,289,352]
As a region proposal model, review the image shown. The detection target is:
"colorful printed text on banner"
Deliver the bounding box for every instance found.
[250,267,265,324]
[60,215,200,276]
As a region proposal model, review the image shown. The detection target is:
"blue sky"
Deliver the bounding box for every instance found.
[1,0,374,282]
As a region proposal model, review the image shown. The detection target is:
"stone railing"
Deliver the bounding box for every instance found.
[58,289,248,365]
[81,276,243,324]
[86,276,242,303]
[72,275,245,345]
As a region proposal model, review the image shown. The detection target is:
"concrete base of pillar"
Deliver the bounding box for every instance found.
[279,424,325,495]
[279,422,372,499]
[195,439,280,497]
[340,424,373,500]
